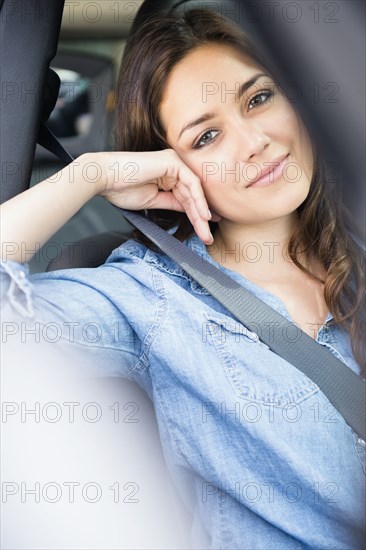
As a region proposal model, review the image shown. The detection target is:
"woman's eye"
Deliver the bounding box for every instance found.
[192,129,220,150]
[248,89,274,110]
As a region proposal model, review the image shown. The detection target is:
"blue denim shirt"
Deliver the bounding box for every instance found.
[1,231,365,549]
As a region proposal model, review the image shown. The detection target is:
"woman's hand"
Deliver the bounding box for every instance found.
[92,149,221,245]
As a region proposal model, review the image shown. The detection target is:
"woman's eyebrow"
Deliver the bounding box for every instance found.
[178,72,269,141]
[178,112,216,142]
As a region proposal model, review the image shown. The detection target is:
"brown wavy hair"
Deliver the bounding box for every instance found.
[115,8,366,376]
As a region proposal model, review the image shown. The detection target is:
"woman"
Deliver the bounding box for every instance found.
[1,7,365,549]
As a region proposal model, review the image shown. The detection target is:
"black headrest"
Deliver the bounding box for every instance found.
[0,0,65,204]
[41,69,61,122]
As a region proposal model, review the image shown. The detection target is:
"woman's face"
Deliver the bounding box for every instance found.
[160,43,314,225]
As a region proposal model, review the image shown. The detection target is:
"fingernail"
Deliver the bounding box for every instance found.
[207,209,212,219]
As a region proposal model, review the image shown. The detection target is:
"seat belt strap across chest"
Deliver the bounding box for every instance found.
[117,207,366,441]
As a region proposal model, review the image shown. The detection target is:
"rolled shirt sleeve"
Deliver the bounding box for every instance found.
[1,259,144,380]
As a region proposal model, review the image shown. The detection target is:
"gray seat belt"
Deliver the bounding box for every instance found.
[116,207,366,441]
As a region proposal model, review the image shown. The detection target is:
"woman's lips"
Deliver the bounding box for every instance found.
[246,154,290,189]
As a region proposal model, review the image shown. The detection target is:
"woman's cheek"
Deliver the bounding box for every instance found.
[188,158,222,194]
[200,178,229,215]
[275,106,296,134]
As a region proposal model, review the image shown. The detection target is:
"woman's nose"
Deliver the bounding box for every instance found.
[232,118,270,162]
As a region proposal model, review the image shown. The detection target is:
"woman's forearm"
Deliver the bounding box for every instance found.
[0,154,101,264]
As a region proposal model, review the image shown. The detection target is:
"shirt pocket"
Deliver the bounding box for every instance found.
[203,311,320,407]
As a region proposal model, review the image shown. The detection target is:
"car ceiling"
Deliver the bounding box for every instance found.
[60,0,144,38]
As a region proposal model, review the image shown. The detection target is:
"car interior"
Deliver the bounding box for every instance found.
[1,0,365,547]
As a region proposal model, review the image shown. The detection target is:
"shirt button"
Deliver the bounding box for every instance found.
[18,271,25,278]
[358,437,366,447]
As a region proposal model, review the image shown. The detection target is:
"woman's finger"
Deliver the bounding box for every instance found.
[178,165,212,221]
[146,190,186,212]
[172,189,213,244]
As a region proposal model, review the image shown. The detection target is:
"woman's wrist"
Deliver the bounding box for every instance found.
[73,153,109,198]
